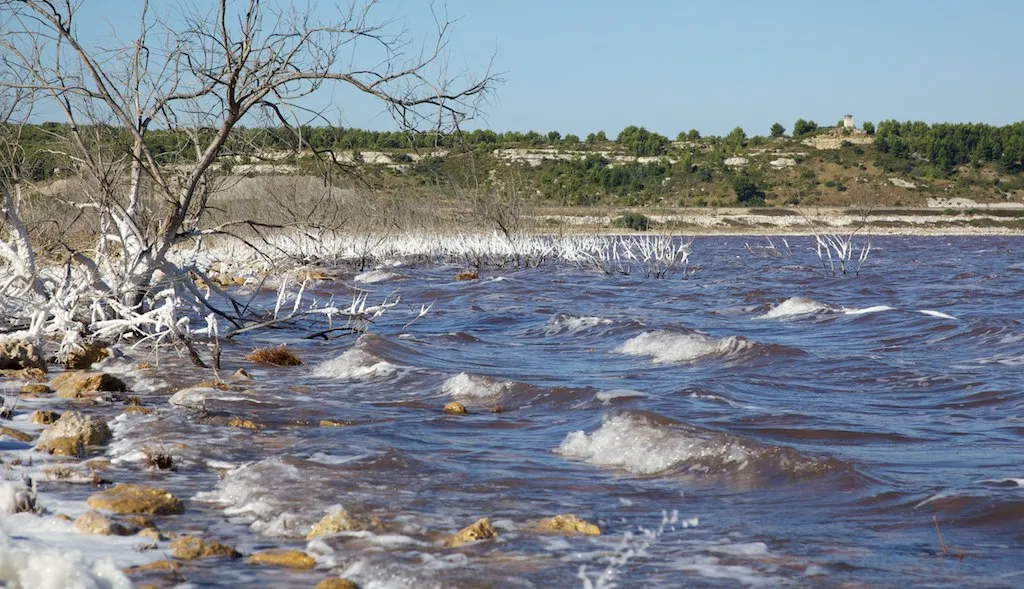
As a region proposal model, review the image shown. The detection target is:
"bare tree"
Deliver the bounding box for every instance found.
[0,0,493,350]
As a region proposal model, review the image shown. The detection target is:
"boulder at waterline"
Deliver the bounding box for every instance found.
[531,514,601,536]
[86,484,184,515]
[306,510,375,540]
[444,517,497,547]
[52,371,127,399]
[19,382,51,396]
[73,511,136,536]
[444,401,467,415]
[0,425,33,443]
[64,342,110,369]
[30,409,59,424]
[36,410,111,449]
[169,535,240,559]
[0,340,46,371]
[247,549,317,569]
[314,578,359,589]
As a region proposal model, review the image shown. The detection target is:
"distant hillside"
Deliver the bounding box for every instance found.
[11,120,1024,210]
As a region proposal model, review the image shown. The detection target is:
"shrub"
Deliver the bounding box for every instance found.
[611,212,652,231]
[244,345,303,366]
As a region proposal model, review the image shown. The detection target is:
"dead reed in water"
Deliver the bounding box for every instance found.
[243,345,303,366]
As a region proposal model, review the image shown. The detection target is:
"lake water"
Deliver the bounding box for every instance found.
[11,235,1024,588]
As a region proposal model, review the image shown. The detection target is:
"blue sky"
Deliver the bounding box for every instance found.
[56,1,1024,137]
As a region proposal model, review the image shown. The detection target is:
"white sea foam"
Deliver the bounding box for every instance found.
[842,305,896,315]
[919,309,957,320]
[354,269,399,283]
[196,458,305,536]
[313,347,399,380]
[555,413,750,476]
[677,555,782,587]
[760,297,833,319]
[167,386,254,410]
[441,373,508,401]
[617,331,750,364]
[544,314,612,336]
[0,530,131,589]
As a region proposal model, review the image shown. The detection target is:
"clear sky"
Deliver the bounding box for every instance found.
[44,0,1024,137]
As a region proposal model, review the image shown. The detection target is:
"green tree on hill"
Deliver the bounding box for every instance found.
[726,126,747,149]
[770,122,785,137]
[862,121,875,134]
[616,125,669,157]
[732,174,766,206]
[793,119,818,137]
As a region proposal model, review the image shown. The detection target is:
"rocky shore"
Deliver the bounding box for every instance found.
[0,339,603,588]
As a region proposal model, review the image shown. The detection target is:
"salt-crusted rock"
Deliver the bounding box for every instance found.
[532,514,601,536]
[73,511,136,536]
[247,549,316,569]
[169,534,240,559]
[52,371,127,399]
[64,342,110,369]
[306,510,374,540]
[443,401,467,415]
[0,340,46,372]
[31,409,59,424]
[36,410,111,451]
[86,484,184,515]
[314,579,359,589]
[444,517,497,547]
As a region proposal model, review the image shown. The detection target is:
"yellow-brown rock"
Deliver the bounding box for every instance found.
[18,382,51,396]
[0,340,46,372]
[123,406,154,415]
[38,437,85,457]
[169,535,240,560]
[247,549,316,569]
[137,527,162,542]
[532,514,601,536]
[36,410,111,451]
[52,371,127,399]
[443,401,467,415]
[306,510,373,540]
[123,559,180,574]
[314,579,360,589]
[73,511,136,536]
[226,416,259,429]
[31,410,60,424]
[1,368,46,382]
[444,517,497,547]
[64,343,110,369]
[318,419,352,428]
[0,426,33,443]
[86,484,184,515]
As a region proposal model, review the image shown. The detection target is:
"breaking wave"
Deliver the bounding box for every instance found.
[617,330,754,364]
[543,313,613,336]
[555,412,841,480]
[313,343,400,380]
[760,297,834,319]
